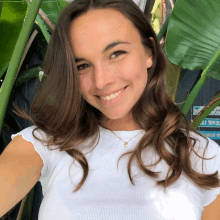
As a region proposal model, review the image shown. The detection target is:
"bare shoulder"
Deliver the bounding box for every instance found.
[0,135,43,217]
[1,135,40,157]
[1,134,44,161]
[202,194,220,220]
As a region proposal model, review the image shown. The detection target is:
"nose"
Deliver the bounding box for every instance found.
[92,64,114,90]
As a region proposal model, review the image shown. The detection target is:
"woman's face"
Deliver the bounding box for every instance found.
[70,8,153,130]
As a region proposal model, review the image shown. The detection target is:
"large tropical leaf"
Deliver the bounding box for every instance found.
[151,0,161,34]
[40,0,67,25]
[164,52,181,102]
[0,2,2,16]
[165,0,220,80]
[0,0,27,72]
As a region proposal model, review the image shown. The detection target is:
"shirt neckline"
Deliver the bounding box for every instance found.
[98,125,145,139]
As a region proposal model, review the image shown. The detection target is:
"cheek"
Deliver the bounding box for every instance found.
[118,56,147,81]
[80,77,92,99]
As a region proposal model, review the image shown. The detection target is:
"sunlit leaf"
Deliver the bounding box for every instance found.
[165,0,220,80]
[151,0,161,14]
[0,0,27,72]
[151,0,161,33]
[0,2,3,16]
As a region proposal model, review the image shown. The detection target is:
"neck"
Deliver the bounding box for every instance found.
[100,116,141,131]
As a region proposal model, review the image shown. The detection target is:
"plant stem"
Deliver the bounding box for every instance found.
[191,91,220,129]
[181,47,220,116]
[169,0,174,9]
[25,0,51,43]
[39,8,55,30]
[161,0,166,26]
[181,71,208,115]
[17,185,36,220]
[157,14,170,41]
[18,29,39,73]
[0,64,9,80]
[36,14,51,43]
[0,0,43,134]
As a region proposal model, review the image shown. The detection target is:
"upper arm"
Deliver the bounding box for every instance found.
[0,135,44,218]
[202,193,220,220]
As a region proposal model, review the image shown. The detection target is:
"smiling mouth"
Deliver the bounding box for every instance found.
[96,86,128,99]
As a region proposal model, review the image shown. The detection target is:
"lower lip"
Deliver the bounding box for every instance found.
[97,86,128,106]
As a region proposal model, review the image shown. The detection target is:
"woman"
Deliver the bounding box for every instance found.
[1,0,220,219]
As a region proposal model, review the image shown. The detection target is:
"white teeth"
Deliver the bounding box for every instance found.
[110,94,115,99]
[100,88,124,100]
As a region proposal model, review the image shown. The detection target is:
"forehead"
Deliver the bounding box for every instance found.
[69,8,141,53]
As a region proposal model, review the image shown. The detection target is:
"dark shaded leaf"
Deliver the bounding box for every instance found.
[41,0,67,25]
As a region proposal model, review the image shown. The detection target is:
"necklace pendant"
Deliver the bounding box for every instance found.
[124,142,128,148]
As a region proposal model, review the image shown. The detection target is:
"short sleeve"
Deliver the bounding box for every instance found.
[189,132,220,207]
[202,138,220,207]
[11,126,50,181]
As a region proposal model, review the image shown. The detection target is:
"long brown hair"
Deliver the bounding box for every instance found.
[15,0,220,192]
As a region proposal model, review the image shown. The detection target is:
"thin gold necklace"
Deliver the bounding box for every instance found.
[110,130,144,148]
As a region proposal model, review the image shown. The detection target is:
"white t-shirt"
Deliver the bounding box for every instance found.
[12,125,220,220]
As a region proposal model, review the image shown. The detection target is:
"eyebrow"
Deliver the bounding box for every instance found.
[74,40,131,63]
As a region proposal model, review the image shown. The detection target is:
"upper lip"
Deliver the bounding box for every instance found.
[96,86,127,97]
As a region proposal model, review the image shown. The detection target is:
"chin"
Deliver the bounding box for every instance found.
[103,111,132,121]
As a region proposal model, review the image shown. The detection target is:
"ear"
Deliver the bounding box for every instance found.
[145,50,153,68]
[145,37,154,68]
[146,54,153,68]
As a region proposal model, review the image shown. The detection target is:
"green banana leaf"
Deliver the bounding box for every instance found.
[164,51,181,102]
[0,0,27,73]
[40,0,67,26]
[0,2,2,16]
[165,0,220,80]
[0,0,65,74]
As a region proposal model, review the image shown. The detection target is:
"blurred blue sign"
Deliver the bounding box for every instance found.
[193,106,220,140]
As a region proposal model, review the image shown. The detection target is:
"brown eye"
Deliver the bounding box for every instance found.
[110,50,126,59]
[77,50,126,72]
[77,63,90,71]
